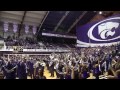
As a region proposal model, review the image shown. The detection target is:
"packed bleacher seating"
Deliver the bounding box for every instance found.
[5,36,70,50]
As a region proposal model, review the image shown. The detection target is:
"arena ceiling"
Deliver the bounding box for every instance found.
[0,11,119,37]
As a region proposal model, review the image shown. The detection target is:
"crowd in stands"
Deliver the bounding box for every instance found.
[5,36,38,49]
[5,36,70,50]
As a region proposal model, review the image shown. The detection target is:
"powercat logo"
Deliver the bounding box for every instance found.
[87,17,120,42]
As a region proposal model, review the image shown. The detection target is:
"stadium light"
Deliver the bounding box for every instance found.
[99,11,103,14]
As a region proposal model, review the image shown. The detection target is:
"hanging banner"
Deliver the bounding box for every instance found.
[25,25,29,34]
[13,23,18,33]
[32,26,37,35]
[4,22,9,32]
[76,14,120,47]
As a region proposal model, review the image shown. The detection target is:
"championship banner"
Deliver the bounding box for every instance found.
[76,14,120,47]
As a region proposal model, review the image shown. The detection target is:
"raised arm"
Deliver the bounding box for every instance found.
[110,66,117,78]
[71,66,74,79]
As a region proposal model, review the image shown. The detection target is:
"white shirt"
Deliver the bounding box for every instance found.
[68,61,72,66]
[79,58,83,64]
[99,64,101,71]
[41,62,46,67]
[33,61,40,68]
[102,61,107,72]
[49,61,53,67]
[54,63,59,69]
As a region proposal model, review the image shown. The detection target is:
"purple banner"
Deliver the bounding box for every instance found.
[76,14,120,47]
[4,22,9,32]
[13,23,18,33]
[32,26,37,35]
[25,25,29,34]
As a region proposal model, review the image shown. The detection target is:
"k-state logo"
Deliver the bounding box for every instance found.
[98,22,119,39]
[87,17,120,42]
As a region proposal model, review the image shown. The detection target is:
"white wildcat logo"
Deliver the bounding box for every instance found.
[98,22,119,39]
[87,17,120,41]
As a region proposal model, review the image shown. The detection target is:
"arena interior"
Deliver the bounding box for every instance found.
[0,11,120,79]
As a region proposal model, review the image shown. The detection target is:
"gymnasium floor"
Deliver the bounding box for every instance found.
[25,67,57,79]
[43,67,57,79]
[16,67,108,79]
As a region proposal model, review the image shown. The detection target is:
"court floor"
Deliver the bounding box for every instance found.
[24,67,57,79]
[43,67,57,79]
[17,67,108,79]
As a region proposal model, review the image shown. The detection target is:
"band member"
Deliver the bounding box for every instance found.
[10,60,17,79]
[38,69,46,79]
[40,61,45,78]
[33,60,40,79]
[4,61,16,79]
[17,60,27,79]
[27,59,34,79]
[57,62,64,79]
[49,60,55,77]
[54,61,59,78]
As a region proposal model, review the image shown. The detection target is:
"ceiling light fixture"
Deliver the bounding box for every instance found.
[99,11,103,14]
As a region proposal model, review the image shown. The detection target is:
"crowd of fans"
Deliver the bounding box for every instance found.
[0,43,120,79]
[0,55,47,79]
[5,36,70,50]
[0,35,119,79]
[47,44,120,79]
[5,36,39,49]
